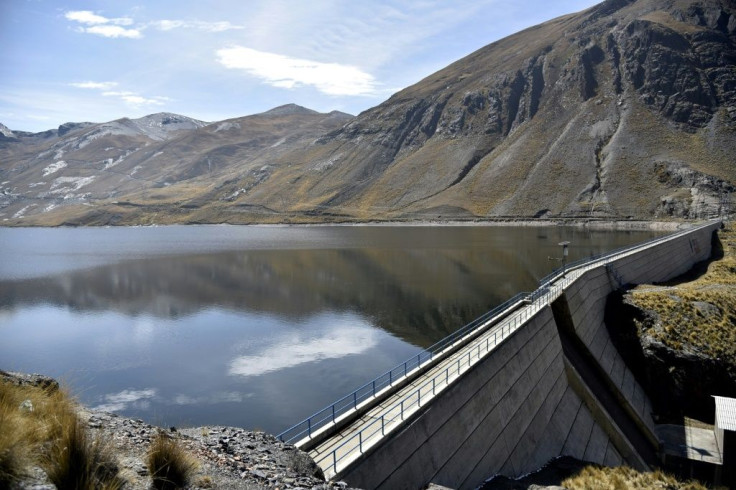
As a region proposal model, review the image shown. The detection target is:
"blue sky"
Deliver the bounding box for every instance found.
[1,0,599,132]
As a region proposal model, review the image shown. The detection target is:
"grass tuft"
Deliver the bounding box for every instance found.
[0,377,124,489]
[146,431,199,490]
[45,411,124,490]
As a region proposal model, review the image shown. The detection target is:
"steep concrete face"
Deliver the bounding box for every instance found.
[338,221,720,490]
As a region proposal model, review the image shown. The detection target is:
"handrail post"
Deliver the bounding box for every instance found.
[401,400,404,420]
[381,415,385,436]
[359,431,363,453]
[308,418,312,438]
[332,404,336,423]
[372,380,376,397]
[433,377,436,395]
[353,392,357,409]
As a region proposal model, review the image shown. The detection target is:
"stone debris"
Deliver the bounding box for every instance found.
[76,409,357,489]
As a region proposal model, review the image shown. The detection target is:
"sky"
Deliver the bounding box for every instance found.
[1,0,600,133]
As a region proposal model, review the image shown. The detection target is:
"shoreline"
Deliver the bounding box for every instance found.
[1,217,712,231]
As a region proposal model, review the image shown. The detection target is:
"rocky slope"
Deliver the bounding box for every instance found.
[1,0,735,225]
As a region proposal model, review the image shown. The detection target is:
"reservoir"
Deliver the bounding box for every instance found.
[0,224,663,434]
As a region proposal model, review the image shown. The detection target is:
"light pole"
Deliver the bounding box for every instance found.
[548,241,570,277]
[559,241,570,277]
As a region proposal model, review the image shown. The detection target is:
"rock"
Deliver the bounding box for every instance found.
[0,370,59,391]
[692,300,721,318]
[19,399,34,412]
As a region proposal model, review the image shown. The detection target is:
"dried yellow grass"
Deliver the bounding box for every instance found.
[0,378,124,489]
[629,224,736,363]
[562,465,708,489]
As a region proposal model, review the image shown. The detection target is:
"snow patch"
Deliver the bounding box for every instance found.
[28,182,46,188]
[43,161,67,177]
[50,176,95,194]
[150,151,164,159]
[44,203,58,213]
[13,205,34,219]
[213,122,240,133]
[270,137,287,148]
[54,149,64,160]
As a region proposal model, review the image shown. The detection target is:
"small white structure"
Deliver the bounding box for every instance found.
[713,395,736,486]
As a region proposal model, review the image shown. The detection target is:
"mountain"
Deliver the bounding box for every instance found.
[1,0,734,226]
[0,106,353,224]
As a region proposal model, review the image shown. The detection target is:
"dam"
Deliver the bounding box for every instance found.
[277,220,723,489]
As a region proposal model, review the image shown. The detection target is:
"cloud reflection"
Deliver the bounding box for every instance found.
[93,388,156,412]
[228,324,378,377]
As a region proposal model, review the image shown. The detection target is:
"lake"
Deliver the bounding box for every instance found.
[0,224,663,434]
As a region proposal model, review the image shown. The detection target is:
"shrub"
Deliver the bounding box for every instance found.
[146,431,198,490]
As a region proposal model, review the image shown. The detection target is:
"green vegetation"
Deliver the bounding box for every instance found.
[562,464,708,489]
[146,431,199,490]
[629,224,736,365]
[0,377,123,489]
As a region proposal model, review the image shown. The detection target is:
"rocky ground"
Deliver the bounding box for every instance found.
[4,372,354,490]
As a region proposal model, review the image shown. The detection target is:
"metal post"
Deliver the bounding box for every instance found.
[404,362,407,377]
[308,418,312,437]
[359,431,363,453]
[332,405,336,423]
[417,353,421,368]
[372,380,376,397]
[401,400,404,420]
[433,377,436,395]
[381,415,385,436]
[353,392,357,409]
[389,370,393,385]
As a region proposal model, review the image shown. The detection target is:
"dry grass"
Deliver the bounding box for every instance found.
[146,431,199,490]
[0,378,124,489]
[629,224,736,364]
[562,465,708,489]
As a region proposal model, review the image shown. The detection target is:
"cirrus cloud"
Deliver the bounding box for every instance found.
[216,46,379,97]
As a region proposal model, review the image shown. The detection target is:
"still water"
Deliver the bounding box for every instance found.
[0,225,663,434]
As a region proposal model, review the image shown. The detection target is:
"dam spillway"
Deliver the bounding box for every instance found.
[278,220,722,489]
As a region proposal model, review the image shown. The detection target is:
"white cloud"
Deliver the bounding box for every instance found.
[151,20,244,32]
[70,81,118,90]
[65,10,141,38]
[84,25,142,39]
[93,388,156,412]
[102,91,170,106]
[228,324,378,377]
[65,10,132,26]
[216,46,379,96]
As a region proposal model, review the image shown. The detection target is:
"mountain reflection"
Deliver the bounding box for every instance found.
[0,245,538,347]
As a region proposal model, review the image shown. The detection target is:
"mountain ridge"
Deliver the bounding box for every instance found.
[1,0,734,226]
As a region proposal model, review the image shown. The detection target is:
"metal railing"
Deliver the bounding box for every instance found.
[277,220,720,472]
[314,301,546,476]
[276,291,530,445]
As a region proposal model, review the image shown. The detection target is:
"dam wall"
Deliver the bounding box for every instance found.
[339,221,721,490]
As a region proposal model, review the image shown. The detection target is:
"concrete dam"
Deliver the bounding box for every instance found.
[278,220,723,489]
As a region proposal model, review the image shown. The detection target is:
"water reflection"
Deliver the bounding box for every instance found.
[0,225,664,432]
